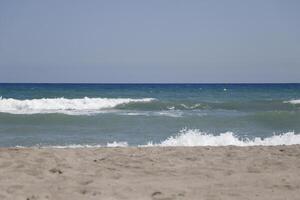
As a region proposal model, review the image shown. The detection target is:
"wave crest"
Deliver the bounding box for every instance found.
[0,97,155,115]
[145,129,300,146]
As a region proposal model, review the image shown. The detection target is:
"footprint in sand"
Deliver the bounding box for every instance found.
[151,191,174,200]
[49,168,63,174]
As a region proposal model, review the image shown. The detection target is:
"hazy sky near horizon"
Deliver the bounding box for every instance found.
[0,0,299,83]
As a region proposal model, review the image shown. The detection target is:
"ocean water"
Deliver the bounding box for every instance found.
[0,83,300,147]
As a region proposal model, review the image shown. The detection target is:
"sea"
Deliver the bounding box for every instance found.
[0,83,299,147]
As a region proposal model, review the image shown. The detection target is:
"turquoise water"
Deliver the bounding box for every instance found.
[0,84,299,147]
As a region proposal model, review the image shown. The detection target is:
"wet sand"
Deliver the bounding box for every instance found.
[0,146,300,200]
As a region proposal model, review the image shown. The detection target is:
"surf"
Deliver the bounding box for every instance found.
[145,129,300,147]
[0,97,155,114]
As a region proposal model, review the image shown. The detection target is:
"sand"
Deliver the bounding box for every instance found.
[0,146,300,200]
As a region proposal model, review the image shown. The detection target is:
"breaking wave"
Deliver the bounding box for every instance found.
[19,129,300,148]
[0,97,298,115]
[284,99,300,105]
[145,129,300,147]
[0,97,155,115]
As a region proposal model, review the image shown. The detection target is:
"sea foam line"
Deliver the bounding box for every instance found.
[0,97,155,115]
[16,141,129,149]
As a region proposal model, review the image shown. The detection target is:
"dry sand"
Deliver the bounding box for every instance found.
[0,146,300,200]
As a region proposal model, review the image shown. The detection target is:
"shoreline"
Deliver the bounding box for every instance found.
[1,146,300,199]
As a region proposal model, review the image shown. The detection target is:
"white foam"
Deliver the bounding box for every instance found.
[180,104,189,109]
[0,97,155,115]
[167,106,175,110]
[118,110,183,118]
[284,99,300,105]
[156,111,183,117]
[190,103,202,109]
[145,129,300,147]
[179,103,202,109]
[106,141,128,147]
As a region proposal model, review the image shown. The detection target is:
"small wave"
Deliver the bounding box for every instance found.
[179,103,203,109]
[115,110,184,117]
[145,129,300,146]
[0,97,155,115]
[284,99,300,105]
[156,111,183,117]
[117,101,208,111]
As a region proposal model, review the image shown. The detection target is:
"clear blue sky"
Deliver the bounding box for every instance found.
[0,0,299,83]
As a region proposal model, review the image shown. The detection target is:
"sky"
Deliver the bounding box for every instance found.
[0,0,299,83]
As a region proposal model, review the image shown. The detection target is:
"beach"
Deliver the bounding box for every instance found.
[1,0,300,198]
[1,146,300,200]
